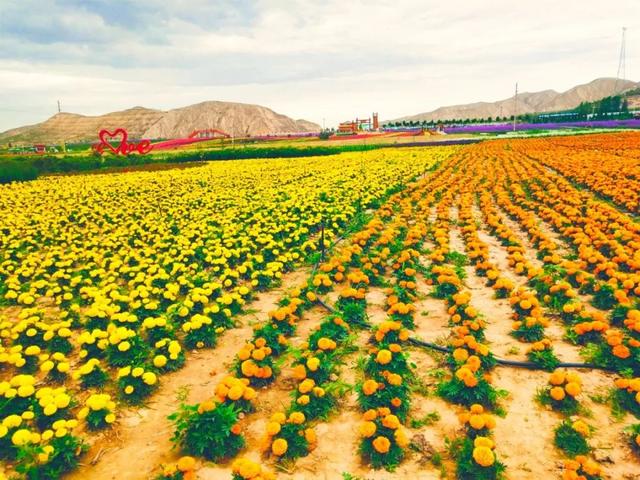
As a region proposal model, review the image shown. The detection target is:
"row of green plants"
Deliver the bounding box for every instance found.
[357,217,415,471]
[163,208,392,473]
[421,171,507,479]
[0,144,384,183]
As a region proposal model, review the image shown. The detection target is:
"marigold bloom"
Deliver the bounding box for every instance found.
[372,435,391,454]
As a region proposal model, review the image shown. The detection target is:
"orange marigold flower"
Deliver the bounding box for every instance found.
[549,370,566,386]
[381,414,400,430]
[363,409,377,421]
[362,380,379,396]
[550,386,566,401]
[613,344,631,359]
[565,382,581,397]
[372,436,391,454]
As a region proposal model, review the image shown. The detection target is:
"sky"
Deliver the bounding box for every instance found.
[0,0,638,132]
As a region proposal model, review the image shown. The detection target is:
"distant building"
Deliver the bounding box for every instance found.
[337,113,379,134]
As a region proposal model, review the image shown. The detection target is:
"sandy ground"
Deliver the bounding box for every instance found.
[50,197,640,480]
[66,268,311,480]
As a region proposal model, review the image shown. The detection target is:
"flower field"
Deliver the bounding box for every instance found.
[0,133,639,479]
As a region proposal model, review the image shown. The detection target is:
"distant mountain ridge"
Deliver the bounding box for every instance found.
[388,78,640,123]
[0,102,321,145]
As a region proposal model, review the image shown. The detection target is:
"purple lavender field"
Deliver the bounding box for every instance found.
[442,118,640,134]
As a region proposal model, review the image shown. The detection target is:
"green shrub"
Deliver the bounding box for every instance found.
[169,402,244,461]
[554,420,590,457]
[0,160,38,183]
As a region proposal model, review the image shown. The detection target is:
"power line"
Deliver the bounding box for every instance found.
[615,26,627,92]
[513,82,518,132]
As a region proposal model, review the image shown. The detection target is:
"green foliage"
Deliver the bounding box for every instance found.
[291,388,337,421]
[307,316,351,352]
[106,337,151,367]
[86,409,112,430]
[448,437,505,480]
[613,388,640,419]
[183,323,218,350]
[168,402,244,462]
[554,421,590,457]
[527,348,560,371]
[15,434,87,480]
[359,421,405,471]
[591,284,617,310]
[341,474,366,480]
[536,388,581,416]
[271,421,310,461]
[581,342,639,376]
[356,381,411,421]
[409,411,440,428]
[624,423,640,455]
[0,160,39,184]
[2,144,387,178]
[437,375,503,408]
[445,251,469,268]
[117,369,159,404]
[335,298,368,328]
[511,323,545,343]
[79,366,108,389]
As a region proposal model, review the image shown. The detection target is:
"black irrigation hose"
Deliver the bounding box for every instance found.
[408,338,614,371]
[315,298,614,372]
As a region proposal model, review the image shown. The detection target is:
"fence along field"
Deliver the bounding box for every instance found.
[0,135,639,480]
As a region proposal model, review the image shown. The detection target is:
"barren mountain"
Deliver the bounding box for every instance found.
[389,78,639,123]
[0,102,320,145]
[143,101,318,139]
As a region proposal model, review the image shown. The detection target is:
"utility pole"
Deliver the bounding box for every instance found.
[615,27,627,93]
[57,100,61,113]
[512,82,518,132]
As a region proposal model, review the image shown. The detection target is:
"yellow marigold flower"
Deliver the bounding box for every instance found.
[572,420,590,437]
[271,412,286,424]
[177,456,196,472]
[473,446,495,467]
[469,414,486,430]
[360,421,377,438]
[289,411,305,424]
[11,429,32,446]
[153,355,167,368]
[306,357,320,371]
[271,438,288,456]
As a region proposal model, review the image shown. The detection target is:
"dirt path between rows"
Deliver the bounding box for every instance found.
[66,268,309,480]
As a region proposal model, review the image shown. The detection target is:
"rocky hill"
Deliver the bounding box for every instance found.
[389,78,640,123]
[0,102,320,145]
[143,101,318,139]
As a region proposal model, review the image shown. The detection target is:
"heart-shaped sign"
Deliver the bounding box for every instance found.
[98,128,128,155]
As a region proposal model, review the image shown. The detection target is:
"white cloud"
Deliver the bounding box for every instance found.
[0,0,638,132]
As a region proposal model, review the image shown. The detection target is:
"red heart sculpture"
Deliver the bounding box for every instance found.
[98,128,128,155]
